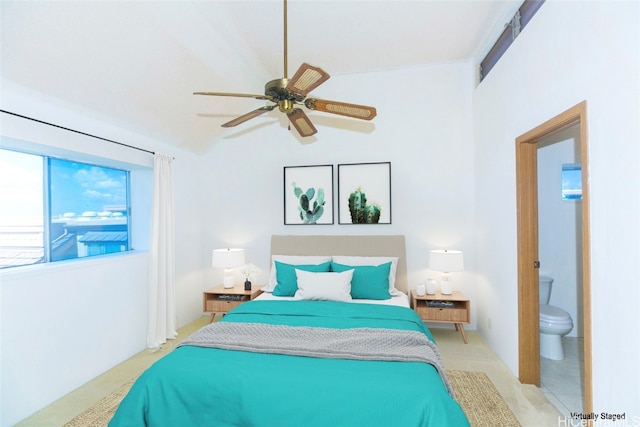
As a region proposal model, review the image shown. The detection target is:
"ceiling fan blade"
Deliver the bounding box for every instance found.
[286,63,330,97]
[222,105,276,128]
[304,99,377,121]
[287,108,317,137]
[194,91,272,101]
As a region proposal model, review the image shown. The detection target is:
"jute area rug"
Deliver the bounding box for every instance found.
[447,370,522,427]
[65,370,520,427]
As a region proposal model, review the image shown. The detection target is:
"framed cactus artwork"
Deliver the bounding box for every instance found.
[283,164,334,225]
[337,162,391,224]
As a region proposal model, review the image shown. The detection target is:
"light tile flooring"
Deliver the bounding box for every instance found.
[432,326,562,426]
[16,316,211,427]
[540,336,585,417]
[17,319,563,426]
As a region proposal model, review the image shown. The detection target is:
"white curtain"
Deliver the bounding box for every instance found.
[147,153,177,349]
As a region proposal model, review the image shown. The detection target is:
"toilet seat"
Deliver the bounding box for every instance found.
[540,304,572,325]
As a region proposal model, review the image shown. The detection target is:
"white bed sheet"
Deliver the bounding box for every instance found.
[255,289,410,308]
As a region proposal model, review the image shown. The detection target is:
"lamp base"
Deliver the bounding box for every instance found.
[223,270,234,288]
[440,276,453,295]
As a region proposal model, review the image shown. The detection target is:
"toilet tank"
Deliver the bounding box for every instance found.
[539,275,553,305]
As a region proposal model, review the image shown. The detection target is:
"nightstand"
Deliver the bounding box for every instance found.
[203,284,263,322]
[411,290,470,343]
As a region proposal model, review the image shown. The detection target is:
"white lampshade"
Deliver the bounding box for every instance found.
[212,248,245,288]
[212,248,245,268]
[429,250,464,273]
[429,250,464,295]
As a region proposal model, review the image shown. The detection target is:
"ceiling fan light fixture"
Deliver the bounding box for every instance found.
[278,99,294,114]
[288,109,317,137]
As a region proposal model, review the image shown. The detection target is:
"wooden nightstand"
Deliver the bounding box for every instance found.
[411,290,470,344]
[203,285,263,322]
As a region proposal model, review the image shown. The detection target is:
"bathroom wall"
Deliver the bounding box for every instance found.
[537,125,583,337]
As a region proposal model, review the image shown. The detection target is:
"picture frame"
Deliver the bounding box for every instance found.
[338,162,391,224]
[283,165,334,225]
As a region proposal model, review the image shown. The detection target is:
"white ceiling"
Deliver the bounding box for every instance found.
[1,0,519,153]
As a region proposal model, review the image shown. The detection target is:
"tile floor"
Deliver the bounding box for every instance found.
[431,326,562,426]
[540,336,585,417]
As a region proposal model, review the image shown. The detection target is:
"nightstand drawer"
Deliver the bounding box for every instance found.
[416,305,468,322]
[411,290,470,343]
[203,285,263,322]
[205,299,244,313]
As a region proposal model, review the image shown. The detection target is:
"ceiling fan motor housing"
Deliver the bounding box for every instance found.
[265,78,304,113]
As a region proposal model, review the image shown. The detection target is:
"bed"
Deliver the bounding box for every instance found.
[109,235,469,427]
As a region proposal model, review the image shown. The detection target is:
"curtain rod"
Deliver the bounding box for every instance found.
[1,109,155,155]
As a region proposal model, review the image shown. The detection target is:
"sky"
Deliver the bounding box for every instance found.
[49,158,127,217]
[0,148,127,221]
[0,148,43,219]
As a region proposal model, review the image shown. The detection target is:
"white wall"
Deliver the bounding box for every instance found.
[538,126,583,337]
[0,92,206,425]
[1,253,148,423]
[201,62,479,327]
[473,0,639,418]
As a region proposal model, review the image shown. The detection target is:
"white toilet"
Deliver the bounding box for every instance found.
[539,275,573,360]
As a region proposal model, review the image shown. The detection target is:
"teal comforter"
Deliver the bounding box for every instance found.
[109,300,469,427]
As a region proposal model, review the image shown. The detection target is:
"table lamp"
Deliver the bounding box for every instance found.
[212,248,245,288]
[429,249,464,295]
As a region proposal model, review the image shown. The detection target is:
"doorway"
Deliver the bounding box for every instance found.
[515,101,592,413]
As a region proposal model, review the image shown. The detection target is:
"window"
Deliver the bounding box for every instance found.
[0,148,131,268]
[561,163,582,201]
[479,0,545,81]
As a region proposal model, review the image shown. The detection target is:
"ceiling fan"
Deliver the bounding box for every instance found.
[194,0,377,137]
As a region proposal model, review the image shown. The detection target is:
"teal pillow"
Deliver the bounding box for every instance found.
[273,261,332,296]
[331,261,392,300]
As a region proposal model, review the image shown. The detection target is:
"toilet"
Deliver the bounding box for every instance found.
[539,275,573,360]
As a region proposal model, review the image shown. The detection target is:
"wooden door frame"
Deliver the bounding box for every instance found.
[515,100,592,413]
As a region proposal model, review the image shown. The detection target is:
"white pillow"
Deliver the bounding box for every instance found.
[265,255,332,292]
[294,269,353,302]
[331,255,400,296]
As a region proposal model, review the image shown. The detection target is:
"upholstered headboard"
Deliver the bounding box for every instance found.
[270,235,408,294]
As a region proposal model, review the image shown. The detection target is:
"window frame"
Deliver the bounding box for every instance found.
[1,146,138,269]
[1,110,154,274]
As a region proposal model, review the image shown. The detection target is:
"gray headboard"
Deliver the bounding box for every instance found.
[270,235,408,294]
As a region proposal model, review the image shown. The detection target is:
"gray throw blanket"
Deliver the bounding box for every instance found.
[179,322,455,398]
